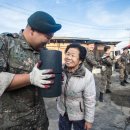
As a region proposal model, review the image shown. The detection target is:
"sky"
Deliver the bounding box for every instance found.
[0,0,130,50]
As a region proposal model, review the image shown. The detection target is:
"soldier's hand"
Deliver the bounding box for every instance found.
[29,63,55,88]
[115,55,121,60]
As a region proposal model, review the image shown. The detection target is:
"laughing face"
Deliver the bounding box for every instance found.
[64,48,82,71]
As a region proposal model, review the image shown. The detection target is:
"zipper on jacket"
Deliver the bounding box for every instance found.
[80,102,83,112]
[64,73,71,112]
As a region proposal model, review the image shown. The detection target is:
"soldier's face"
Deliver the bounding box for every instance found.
[124,49,128,54]
[30,31,53,50]
[87,44,95,51]
[106,48,111,54]
[64,48,82,71]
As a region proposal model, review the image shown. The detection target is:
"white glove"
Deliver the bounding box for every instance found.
[101,66,106,71]
[30,64,54,88]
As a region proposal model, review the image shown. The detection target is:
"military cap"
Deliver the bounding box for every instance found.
[28,11,62,34]
[123,47,128,50]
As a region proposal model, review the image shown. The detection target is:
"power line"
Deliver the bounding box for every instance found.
[0,2,130,31]
[0,2,130,41]
[58,18,127,30]
[0,3,31,15]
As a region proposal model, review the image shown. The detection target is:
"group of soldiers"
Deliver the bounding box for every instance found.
[84,43,130,102]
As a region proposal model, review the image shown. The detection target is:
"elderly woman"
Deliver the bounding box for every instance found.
[57,44,96,130]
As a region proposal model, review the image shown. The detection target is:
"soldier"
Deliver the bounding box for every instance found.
[84,43,101,72]
[0,11,61,129]
[126,49,130,74]
[99,46,119,102]
[118,48,129,86]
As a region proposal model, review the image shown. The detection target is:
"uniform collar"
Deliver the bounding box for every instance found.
[19,30,39,53]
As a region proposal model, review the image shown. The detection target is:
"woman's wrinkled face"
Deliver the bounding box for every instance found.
[65,48,82,69]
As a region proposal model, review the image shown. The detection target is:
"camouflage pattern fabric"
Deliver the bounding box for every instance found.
[118,52,129,81]
[84,49,99,72]
[100,53,113,93]
[0,32,49,130]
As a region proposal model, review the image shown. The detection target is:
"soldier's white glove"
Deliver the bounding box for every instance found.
[30,64,55,88]
[102,66,106,71]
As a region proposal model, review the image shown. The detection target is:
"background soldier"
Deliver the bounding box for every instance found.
[0,11,61,129]
[118,48,129,86]
[84,43,101,72]
[99,46,119,102]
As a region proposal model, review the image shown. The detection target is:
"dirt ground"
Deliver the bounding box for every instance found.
[44,71,130,130]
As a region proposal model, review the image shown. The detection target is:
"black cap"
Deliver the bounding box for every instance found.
[123,47,128,50]
[28,11,62,34]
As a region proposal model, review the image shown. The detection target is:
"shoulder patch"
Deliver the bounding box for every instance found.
[2,32,19,38]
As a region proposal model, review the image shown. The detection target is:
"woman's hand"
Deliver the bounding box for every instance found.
[84,122,92,130]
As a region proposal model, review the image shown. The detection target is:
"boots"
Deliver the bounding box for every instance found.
[120,81,125,86]
[106,89,111,93]
[126,116,130,123]
[124,80,129,84]
[99,92,104,102]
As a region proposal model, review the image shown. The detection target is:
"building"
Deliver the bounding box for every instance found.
[46,37,120,63]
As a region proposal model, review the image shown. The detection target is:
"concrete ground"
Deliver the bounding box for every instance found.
[44,71,130,130]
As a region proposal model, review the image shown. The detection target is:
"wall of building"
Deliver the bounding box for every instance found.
[46,43,69,63]
[46,43,116,63]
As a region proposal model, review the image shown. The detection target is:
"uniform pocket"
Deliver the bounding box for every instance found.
[8,58,32,74]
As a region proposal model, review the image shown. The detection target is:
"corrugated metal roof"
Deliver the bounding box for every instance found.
[52,36,91,40]
[50,36,120,45]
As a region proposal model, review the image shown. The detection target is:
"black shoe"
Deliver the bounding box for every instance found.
[99,92,104,102]
[120,82,126,86]
[126,116,130,123]
[124,80,129,84]
[106,89,111,93]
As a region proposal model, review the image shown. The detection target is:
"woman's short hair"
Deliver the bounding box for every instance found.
[104,46,110,52]
[65,43,87,62]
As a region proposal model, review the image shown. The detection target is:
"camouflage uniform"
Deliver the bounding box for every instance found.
[84,49,99,72]
[100,53,113,93]
[118,52,129,82]
[126,52,130,74]
[0,32,49,130]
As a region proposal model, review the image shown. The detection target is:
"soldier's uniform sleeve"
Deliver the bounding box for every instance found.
[85,51,99,66]
[106,57,113,66]
[0,35,15,96]
[120,54,126,62]
[117,54,126,69]
[117,58,124,69]
[102,56,113,66]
